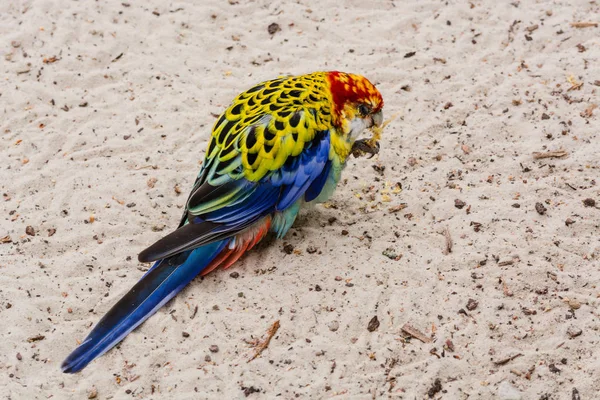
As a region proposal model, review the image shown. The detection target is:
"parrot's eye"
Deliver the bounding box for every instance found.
[358,104,371,117]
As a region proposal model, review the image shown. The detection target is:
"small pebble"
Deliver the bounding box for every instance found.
[466,298,478,311]
[568,299,581,310]
[454,199,466,209]
[535,202,547,215]
[267,22,281,35]
[328,321,339,332]
[182,332,190,338]
[209,345,219,353]
[25,226,35,236]
[567,326,582,338]
[583,198,596,207]
[87,386,98,399]
[367,316,380,332]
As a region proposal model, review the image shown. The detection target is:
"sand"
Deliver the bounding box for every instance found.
[1,0,599,398]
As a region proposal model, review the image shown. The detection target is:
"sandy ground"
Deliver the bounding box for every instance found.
[1,0,599,398]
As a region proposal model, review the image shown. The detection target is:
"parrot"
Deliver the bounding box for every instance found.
[61,71,384,373]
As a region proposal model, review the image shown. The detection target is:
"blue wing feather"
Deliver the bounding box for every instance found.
[305,161,332,202]
[276,131,330,209]
[204,182,280,224]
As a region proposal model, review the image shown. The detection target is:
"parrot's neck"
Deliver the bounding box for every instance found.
[329,130,354,163]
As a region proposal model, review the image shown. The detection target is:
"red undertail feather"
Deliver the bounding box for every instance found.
[200,217,272,276]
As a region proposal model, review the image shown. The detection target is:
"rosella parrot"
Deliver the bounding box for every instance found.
[61,71,384,373]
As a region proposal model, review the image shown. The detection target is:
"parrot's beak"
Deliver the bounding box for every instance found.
[371,110,383,127]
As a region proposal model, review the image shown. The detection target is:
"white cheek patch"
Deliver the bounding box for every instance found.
[347,117,369,141]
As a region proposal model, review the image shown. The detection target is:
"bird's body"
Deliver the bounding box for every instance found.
[62,71,384,373]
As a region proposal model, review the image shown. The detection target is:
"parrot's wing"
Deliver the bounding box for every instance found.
[138,107,332,262]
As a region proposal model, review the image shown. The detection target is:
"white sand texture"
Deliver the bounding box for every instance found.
[2,0,599,398]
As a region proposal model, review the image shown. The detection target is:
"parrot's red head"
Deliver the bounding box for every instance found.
[326,71,384,138]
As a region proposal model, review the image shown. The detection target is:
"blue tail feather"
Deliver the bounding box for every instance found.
[61,240,228,373]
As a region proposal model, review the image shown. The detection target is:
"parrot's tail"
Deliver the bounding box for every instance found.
[61,239,229,373]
